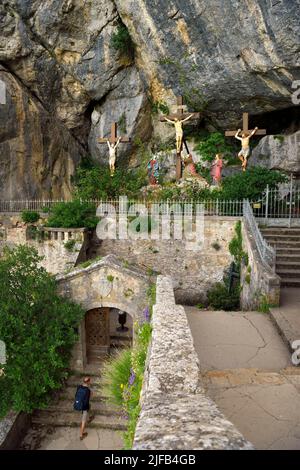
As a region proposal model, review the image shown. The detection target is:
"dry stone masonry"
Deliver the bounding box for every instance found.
[133,276,253,450]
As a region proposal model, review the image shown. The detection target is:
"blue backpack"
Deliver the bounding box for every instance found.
[74,385,88,411]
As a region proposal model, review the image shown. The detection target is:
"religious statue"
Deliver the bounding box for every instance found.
[234,127,258,171]
[210,154,223,186]
[107,137,121,176]
[164,114,194,153]
[182,152,209,188]
[147,156,160,185]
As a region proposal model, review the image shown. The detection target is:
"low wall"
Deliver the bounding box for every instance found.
[0,214,89,274]
[133,276,253,450]
[99,217,239,305]
[240,220,281,310]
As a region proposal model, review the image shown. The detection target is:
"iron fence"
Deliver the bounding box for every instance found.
[0,198,244,217]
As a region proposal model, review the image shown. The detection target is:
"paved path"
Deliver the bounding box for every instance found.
[186,308,300,450]
[270,288,300,351]
[21,426,123,450]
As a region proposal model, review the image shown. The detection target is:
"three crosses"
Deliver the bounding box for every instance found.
[98,99,266,179]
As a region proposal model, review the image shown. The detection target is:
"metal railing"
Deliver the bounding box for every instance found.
[0,198,244,217]
[243,199,276,270]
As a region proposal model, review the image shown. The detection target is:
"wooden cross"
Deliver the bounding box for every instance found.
[98,122,130,145]
[160,96,200,180]
[225,112,266,137]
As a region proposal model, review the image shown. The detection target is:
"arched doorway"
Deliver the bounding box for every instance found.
[85,307,133,365]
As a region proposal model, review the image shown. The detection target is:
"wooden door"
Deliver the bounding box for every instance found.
[85,308,110,362]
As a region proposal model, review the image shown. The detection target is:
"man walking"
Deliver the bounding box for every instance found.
[74,376,92,440]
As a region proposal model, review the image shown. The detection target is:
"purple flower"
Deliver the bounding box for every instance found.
[143,306,150,323]
[129,368,136,386]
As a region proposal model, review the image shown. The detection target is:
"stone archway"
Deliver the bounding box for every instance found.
[83,306,134,366]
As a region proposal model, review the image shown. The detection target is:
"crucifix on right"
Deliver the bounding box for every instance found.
[225,112,266,171]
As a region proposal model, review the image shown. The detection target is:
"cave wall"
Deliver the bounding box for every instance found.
[0,0,299,198]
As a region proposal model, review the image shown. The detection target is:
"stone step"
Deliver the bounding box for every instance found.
[31,410,126,430]
[261,229,300,236]
[276,254,300,263]
[280,278,300,288]
[66,375,103,387]
[276,268,300,279]
[263,235,300,242]
[266,240,300,248]
[45,399,120,416]
[276,248,300,255]
[60,387,106,401]
[276,261,300,270]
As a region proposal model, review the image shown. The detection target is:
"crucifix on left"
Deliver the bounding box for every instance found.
[98,122,131,176]
[160,96,200,180]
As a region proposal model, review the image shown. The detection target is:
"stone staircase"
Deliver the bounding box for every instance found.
[260,227,300,287]
[31,372,126,431]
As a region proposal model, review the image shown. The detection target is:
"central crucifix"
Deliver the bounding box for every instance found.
[98,122,131,176]
[225,112,266,171]
[160,96,200,180]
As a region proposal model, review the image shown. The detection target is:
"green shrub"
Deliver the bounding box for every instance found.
[0,246,84,418]
[257,295,271,313]
[111,24,134,59]
[64,239,76,251]
[195,132,238,164]
[74,164,146,200]
[221,167,287,201]
[207,282,240,311]
[46,200,99,229]
[21,210,40,224]
[229,221,248,268]
[245,273,251,285]
[102,349,132,407]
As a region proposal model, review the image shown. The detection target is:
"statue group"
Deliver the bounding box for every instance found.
[98,98,266,185]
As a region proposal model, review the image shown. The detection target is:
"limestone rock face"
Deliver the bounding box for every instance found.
[0,67,85,199]
[115,0,300,128]
[250,131,300,173]
[88,67,152,167]
[0,0,300,197]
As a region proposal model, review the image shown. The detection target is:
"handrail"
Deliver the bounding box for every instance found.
[243,199,276,270]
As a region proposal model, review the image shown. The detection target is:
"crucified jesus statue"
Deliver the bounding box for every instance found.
[107,137,121,176]
[235,127,258,171]
[164,114,194,153]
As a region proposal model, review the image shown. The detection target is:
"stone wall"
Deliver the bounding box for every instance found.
[240,220,281,310]
[133,276,253,450]
[98,217,239,305]
[0,214,89,274]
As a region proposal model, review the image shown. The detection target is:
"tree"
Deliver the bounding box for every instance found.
[0,246,84,417]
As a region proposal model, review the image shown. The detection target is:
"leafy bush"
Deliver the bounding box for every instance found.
[74,164,146,200]
[111,24,134,59]
[0,246,84,418]
[64,239,76,251]
[221,167,287,201]
[195,132,238,164]
[229,221,248,268]
[207,282,240,311]
[21,211,40,224]
[46,200,99,229]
